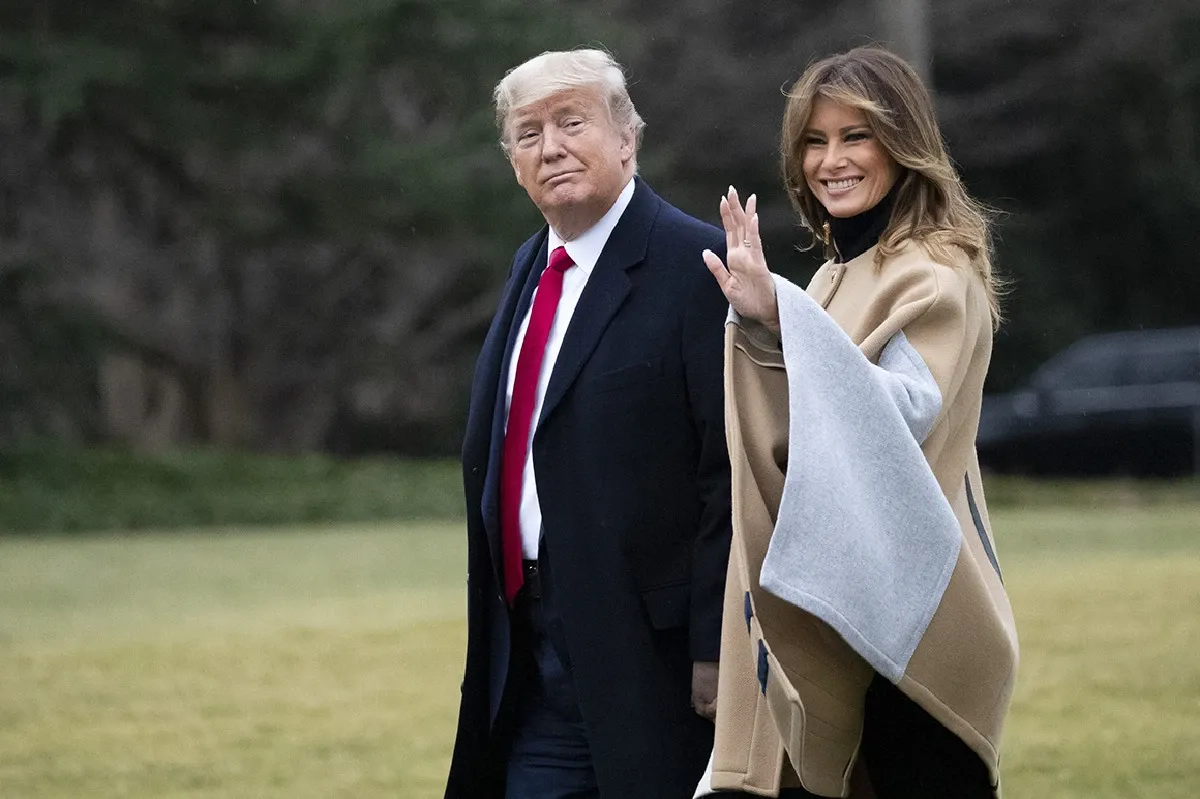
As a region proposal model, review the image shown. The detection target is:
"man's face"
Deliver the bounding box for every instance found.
[507,87,634,238]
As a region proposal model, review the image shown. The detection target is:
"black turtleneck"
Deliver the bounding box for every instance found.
[827,181,901,263]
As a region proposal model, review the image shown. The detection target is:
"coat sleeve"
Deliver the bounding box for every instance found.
[761,272,965,680]
[681,248,734,663]
[858,260,987,445]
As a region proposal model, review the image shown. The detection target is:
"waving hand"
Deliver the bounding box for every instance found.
[702,186,780,333]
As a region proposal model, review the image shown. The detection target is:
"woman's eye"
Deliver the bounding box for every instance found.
[804,136,825,146]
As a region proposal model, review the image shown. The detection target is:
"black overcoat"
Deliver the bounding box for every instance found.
[444,179,732,798]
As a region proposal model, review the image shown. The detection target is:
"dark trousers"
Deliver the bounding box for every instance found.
[719,675,992,799]
[710,787,825,791]
[858,674,992,798]
[503,589,599,799]
[717,789,829,798]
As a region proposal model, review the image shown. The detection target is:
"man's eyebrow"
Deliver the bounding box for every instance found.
[512,103,585,122]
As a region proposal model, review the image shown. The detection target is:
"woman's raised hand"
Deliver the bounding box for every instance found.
[702,186,780,331]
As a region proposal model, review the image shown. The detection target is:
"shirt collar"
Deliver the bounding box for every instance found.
[546,177,636,276]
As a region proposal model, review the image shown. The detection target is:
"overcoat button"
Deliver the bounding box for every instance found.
[471,466,481,475]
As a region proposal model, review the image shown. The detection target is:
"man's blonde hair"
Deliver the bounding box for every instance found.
[493,49,645,154]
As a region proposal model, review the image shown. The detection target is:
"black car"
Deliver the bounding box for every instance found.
[977,327,1200,476]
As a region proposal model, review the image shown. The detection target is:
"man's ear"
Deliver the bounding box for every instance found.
[619,128,636,164]
[511,156,525,188]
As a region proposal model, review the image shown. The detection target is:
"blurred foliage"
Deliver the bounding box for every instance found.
[0,260,104,442]
[948,4,1200,388]
[0,0,1198,454]
[0,0,622,454]
[0,447,461,532]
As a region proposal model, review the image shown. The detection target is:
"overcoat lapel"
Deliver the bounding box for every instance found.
[537,180,658,426]
[478,232,549,588]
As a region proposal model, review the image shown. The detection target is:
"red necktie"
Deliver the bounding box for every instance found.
[500,246,574,604]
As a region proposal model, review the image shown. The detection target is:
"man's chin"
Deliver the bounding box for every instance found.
[539,190,589,217]
[542,183,586,205]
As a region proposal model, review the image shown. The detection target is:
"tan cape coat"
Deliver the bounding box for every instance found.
[707,242,1019,798]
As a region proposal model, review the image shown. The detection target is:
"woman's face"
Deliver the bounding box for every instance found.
[802,96,901,219]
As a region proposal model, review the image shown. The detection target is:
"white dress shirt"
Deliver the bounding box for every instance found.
[504,177,636,558]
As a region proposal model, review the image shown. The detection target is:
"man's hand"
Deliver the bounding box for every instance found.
[691,661,719,721]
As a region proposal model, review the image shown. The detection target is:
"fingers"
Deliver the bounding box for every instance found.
[718,187,763,272]
[718,196,737,255]
[702,248,730,293]
[692,660,720,721]
[726,186,746,240]
[744,194,763,254]
[723,186,762,251]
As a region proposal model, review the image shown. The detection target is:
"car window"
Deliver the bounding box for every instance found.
[1032,345,1126,390]
[1126,346,1200,385]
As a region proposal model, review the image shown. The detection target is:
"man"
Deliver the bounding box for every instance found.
[444,49,732,799]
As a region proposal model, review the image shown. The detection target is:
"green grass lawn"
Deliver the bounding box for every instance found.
[1,506,1199,798]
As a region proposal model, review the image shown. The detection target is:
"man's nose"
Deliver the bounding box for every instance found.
[541,126,567,159]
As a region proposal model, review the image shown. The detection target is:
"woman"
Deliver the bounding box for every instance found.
[696,47,1018,798]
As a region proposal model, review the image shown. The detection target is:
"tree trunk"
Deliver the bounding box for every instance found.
[877,0,931,85]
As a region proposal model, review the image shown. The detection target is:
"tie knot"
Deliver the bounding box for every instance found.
[548,246,574,274]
